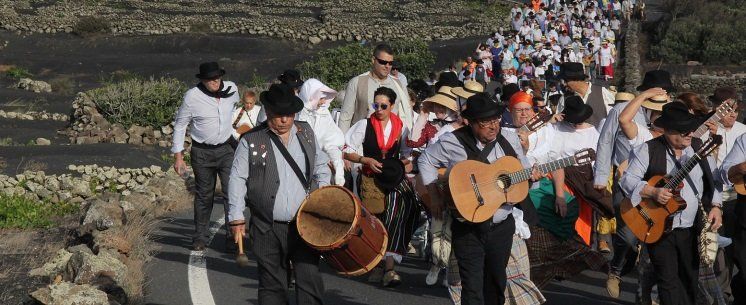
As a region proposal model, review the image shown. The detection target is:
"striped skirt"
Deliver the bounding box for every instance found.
[506,234,546,305]
[379,180,422,257]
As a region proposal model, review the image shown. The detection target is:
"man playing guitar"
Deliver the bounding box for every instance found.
[620,102,722,305]
[418,93,540,305]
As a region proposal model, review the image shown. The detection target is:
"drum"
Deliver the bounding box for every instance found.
[296,185,388,276]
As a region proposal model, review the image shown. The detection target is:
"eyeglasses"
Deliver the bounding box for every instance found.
[475,117,500,128]
[374,57,394,66]
[372,103,389,110]
[512,107,533,114]
[677,130,694,137]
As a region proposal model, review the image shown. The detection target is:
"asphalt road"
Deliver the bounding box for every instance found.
[144,199,636,305]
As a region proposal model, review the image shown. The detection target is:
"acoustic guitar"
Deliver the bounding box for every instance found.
[448,148,595,223]
[517,111,554,134]
[692,99,736,138]
[620,135,722,244]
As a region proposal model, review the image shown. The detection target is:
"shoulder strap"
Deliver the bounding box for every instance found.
[266,129,311,191]
[494,132,517,158]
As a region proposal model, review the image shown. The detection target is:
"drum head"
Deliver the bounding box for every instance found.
[297,186,357,248]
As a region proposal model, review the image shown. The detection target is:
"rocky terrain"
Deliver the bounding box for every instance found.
[0,0,507,43]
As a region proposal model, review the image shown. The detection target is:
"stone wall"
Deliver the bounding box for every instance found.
[63,92,182,148]
[0,0,508,43]
[0,164,169,204]
[622,21,642,94]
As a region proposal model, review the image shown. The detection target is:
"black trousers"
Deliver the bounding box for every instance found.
[190,143,234,243]
[250,221,324,305]
[731,203,746,304]
[647,227,698,305]
[451,215,515,305]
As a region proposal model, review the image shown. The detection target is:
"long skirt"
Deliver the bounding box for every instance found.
[379,180,422,261]
[505,234,546,305]
[526,226,607,288]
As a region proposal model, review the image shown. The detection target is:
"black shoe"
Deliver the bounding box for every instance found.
[192,240,206,251]
[225,235,238,253]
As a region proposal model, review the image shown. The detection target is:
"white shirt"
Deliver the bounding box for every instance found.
[504,125,556,166]
[231,105,261,140]
[536,122,600,164]
[172,81,239,153]
[627,122,655,148]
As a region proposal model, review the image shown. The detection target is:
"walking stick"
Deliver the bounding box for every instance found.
[236,230,250,267]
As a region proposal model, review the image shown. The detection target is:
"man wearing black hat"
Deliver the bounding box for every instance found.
[599,70,673,300]
[620,102,723,305]
[172,62,239,251]
[418,93,539,305]
[227,84,331,305]
[558,62,614,128]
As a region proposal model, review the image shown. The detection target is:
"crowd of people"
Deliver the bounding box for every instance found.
[168,1,746,305]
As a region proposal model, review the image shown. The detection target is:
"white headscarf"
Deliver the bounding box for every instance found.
[298,78,337,115]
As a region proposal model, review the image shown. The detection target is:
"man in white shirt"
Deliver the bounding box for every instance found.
[172,62,239,251]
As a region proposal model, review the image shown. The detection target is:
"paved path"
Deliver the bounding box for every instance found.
[145,199,637,305]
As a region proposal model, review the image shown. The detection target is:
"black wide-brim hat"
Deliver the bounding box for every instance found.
[375,158,405,192]
[654,102,707,133]
[559,62,587,81]
[562,95,593,124]
[637,70,674,92]
[195,62,226,79]
[260,84,304,115]
[462,93,503,120]
[278,69,303,88]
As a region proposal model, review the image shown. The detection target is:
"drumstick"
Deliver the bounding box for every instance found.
[236,230,250,267]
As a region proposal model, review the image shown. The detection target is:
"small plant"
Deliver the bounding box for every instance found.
[0,195,78,228]
[0,137,13,146]
[5,66,32,79]
[73,16,111,37]
[20,160,47,173]
[89,176,102,194]
[49,76,76,95]
[246,72,269,91]
[88,77,186,128]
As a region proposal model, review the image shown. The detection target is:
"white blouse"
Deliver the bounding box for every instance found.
[231,105,261,140]
[344,118,412,158]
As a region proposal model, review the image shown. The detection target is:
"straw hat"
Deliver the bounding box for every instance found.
[640,94,670,111]
[423,86,459,113]
[451,80,485,99]
[611,92,635,105]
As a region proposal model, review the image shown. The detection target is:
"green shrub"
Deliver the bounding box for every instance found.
[5,66,32,79]
[0,195,78,229]
[73,16,111,36]
[649,1,746,65]
[89,77,186,128]
[297,40,436,91]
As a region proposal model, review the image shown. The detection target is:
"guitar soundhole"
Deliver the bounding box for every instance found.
[496,174,512,190]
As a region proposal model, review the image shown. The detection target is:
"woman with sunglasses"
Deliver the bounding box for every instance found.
[343,87,421,287]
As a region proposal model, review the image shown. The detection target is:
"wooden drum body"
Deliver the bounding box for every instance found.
[296,185,388,276]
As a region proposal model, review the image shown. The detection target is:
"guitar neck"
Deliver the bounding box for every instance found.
[664,154,703,190]
[508,156,577,184]
[518,125,531,133]
[693,114,723,138]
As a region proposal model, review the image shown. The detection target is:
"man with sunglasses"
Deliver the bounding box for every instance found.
[172,62,239,251]
[418,93,540,305]
[620,102,723,305]
[338,43,413,134]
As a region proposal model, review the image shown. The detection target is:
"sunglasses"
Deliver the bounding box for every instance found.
[374,57,394,66]
[372,103,389,110]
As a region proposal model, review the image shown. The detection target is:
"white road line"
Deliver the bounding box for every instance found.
[188,216,225,305]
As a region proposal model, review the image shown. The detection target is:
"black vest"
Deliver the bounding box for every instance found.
[451,127,539,225]
[242,121,319,233]
[644,136,714,210]
[362,118,401,162]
